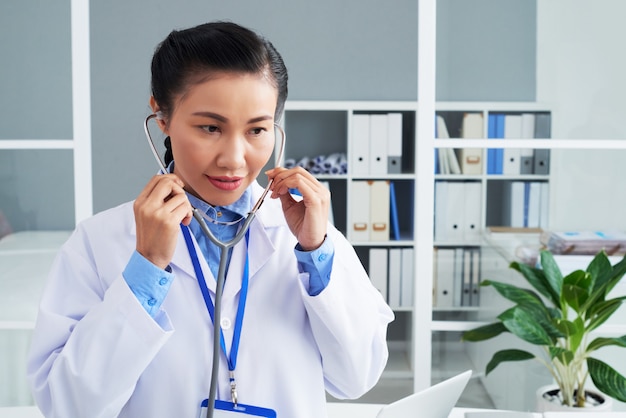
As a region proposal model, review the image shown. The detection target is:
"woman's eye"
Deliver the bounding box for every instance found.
[250,127,267,136]
[201,125,220,133]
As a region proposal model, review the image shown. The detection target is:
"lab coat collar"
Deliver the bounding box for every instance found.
[167,182,279,295]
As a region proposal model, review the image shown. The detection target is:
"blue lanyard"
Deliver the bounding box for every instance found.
[181,225,249,374]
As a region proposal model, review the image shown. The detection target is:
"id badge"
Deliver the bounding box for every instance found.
[199,399,276,418]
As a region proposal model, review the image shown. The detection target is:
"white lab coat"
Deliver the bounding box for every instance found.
[27,183,394,418]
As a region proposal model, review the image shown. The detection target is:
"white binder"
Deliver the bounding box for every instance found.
[369,114,389,175]
[388,248,402,308]
[503,114,522,175]
[368,248,388,301]
[434,181,465,242]
[435,248,455,308]
[387,113,403,174]
[349,181,370,241]
[369,180,390,241]
[463,182,482,242]
[350,114,370,176]
[400,247,414,307]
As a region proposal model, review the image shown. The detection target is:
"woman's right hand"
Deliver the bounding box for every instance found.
[133,174,193,269]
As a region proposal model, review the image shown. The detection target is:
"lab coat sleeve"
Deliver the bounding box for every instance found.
[297,226,395,400]
[27,225,174,418]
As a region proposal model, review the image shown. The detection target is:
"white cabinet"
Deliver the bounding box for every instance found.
[283,101,418,382]
[282,100,554,388]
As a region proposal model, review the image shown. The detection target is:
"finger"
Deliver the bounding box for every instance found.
[136,174,185,203]
[270,167,318,197]
[143,177,187,209]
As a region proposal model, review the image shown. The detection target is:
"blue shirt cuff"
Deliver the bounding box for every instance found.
[294,236,334,296]
[123,251,174,317]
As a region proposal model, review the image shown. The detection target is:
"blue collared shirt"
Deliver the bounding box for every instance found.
[123,175,334,317]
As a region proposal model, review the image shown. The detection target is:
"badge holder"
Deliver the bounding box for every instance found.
[200,399,276,418]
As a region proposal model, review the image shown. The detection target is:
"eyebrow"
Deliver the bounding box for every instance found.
[192,111,273,124]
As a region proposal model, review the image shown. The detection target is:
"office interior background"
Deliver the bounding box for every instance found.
[2,0,626,412]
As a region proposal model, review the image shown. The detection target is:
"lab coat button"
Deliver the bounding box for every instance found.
[159,277,168,286]
[318,253,327,262]
[147,298,157,306]
[220,317,232,329]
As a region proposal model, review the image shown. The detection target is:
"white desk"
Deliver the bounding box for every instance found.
[326,403,496,418]
[0,405,504,418]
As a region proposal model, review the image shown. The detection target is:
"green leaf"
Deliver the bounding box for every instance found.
[586,253,626,308]
[549,346,574,365]
[539,250,564,304]
[588,357,626,403]
[588,251,613,292]
[486,349,535,375]
[562,270,591,312]
[605,255,626,295]
[553,318,578,337]
[462,322,508,342]
[510,261,560,307]
[587,335,626,353]
[569,317,585,354]
[499,306,554,346]
[586,298,625,332]
[579,254,626,316]
[482,280,547,311]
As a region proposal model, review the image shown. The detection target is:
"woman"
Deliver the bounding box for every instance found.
[27,21,393,417]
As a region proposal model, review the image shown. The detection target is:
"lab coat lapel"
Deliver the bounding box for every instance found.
[169,226,218,294]
[220,218,275,300]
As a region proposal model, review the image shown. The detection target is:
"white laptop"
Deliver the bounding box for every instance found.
[376,370,472,418]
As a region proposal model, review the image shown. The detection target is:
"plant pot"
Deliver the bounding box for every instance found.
[536,385,613,412]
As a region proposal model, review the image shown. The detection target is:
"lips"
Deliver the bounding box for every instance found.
[207,176,243,191]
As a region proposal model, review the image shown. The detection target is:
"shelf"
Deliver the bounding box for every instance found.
[431,320,490,332]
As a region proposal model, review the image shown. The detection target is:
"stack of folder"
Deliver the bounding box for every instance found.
[351,112,404,176]
[541,230,626,255]
[369,247,414,309]
[433,247,481,308]
[435,112,483,175]
[487,112,551,175]
[350,180,403,242]
[434,181,482,243]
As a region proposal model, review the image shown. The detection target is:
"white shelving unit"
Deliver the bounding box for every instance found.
[282,99,557,389]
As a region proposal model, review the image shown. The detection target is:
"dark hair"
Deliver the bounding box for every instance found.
[150,21,288,165]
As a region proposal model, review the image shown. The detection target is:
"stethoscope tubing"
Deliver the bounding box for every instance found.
[143,113,285,418]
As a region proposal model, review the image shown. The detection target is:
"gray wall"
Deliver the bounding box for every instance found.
[436,0,536,101]
[0,1,74,232]
[0,0,537,226]
[91,0,536,213]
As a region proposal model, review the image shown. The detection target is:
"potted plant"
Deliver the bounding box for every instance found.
[462,249,626,410]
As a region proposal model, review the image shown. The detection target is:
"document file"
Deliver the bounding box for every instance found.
[369,180,390,241]
[369,248,388,301]
[434,181,482,243]
[351,114,370,175]
[369,114,389,175]
[350,181,370,241]
[503,114,522,175]
[387,113,403,174]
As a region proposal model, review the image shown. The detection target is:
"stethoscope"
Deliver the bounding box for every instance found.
[143,113,286,418]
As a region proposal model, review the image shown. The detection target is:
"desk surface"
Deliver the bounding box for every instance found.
[326,404,496,418]
[0,405,500,418]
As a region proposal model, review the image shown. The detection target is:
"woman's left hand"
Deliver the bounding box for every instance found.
[266,167,330,251]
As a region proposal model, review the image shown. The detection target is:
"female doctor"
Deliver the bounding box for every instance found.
[27,21,394,418]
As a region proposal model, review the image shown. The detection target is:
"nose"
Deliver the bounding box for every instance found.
[215,133,246,170]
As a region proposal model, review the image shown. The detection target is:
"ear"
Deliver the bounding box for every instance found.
[149,96,168,133]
